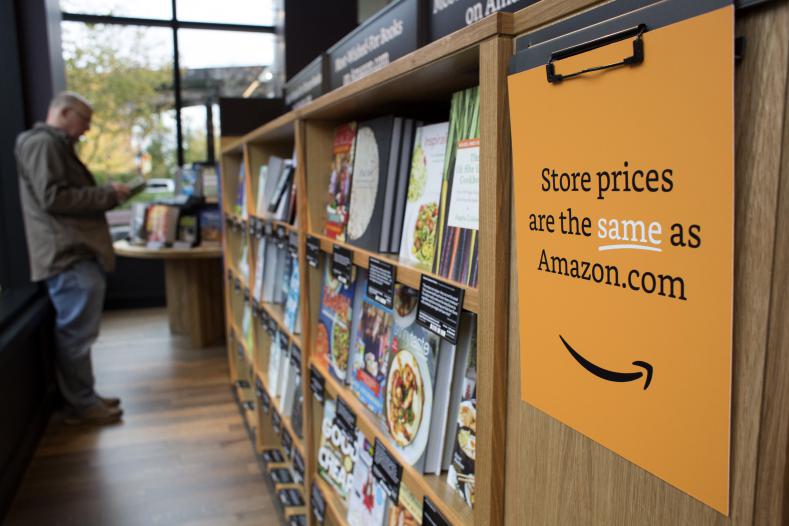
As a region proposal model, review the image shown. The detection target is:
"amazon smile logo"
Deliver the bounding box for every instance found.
[559,335,653,390]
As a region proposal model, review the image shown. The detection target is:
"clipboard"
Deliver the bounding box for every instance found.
[508,0,733,514]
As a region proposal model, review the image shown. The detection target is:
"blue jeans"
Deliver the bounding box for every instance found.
[45,259,106,410]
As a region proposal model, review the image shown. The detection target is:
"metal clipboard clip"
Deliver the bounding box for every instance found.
[546,24,647,84]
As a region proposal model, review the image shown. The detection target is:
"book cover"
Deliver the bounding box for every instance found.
[256,164,269,216]
[173,214,198,248]
[262,238,279,303]
[272,244,288,304]
[268,336,282,395]
[317,400,357,501]
[269,163,294,214]
[291,371,304,439]
[389,119,418,255]
[398,122,449,269]
[233,163,246,218]
[146,204,179,248]
[350,292,394,416]
[346,115,400,252]
[128,202,148,245]
[280,251,293,306]
[198,207,221,246]
[238,234,250,283]
[253,238,267,301]
[385,285,440,472]
[434,87,480,287]
[325,123,357,241]
[378,117,403,252]
[316,257,356,383]
[263,156,285,216]
[446,330,477,508]
[347,431,389,526]
[345,268,368,386]
[283,256,301,334]
[386,483,422,526]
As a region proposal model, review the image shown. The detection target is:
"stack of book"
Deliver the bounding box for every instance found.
[256,155,298,225]
[322,86,481,286]
[312,260,479,514]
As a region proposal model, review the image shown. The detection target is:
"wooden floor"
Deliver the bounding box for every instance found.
[4,308,281,526]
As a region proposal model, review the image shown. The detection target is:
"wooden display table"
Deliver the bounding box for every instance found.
[114,240,224,347]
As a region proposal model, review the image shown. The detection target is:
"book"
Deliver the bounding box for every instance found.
[241,306,253,357]
[384,285,440,472]
[263,156,286,216]
[347,431,389,526]
[378,117,404,252]
[268,336,283,395]
[146,204,179,248]
[386,483,422,526]
[128,202,148,245]
[262,239,279,303]
[398,122,449,269]
[277,342,293,412]
[272,243,288,304]
[283,255,301,334]
[350,290,395,417]
[345,269,368,386]
[233,163,246,218]
[317,400,357,501]
[316,257,357,383]
[198,206,221,246]
[434,87,480,286]
[201,165,219,201]
[269,163,294,214]
[238,235,250,283]
[389,119,418,255]
[256,164,269,216]
[253,238,268,301]
[325,123,357,241]
[173,214,198,248]
[291,369,304,439]
[425,312,476,475]
[446,329,478,507]
[346,115,402,252]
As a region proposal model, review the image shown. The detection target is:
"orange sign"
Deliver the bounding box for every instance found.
[508,5,733,514]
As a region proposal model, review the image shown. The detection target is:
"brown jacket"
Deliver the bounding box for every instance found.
[15,123,118,282]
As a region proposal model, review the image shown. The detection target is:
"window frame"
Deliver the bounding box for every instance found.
[60,1,276,166]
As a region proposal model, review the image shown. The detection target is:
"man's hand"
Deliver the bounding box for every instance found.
[111,182,131,202]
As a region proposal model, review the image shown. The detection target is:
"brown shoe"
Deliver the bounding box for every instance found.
[64,403,123,425]
[98,395,121,408]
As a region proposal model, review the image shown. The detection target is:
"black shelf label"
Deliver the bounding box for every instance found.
[306,236,321,268]
[278,487,305,508]
[372,438,402,504]
[367,257,395,309]
[252,299,260,316]
[276,226,287,249]
[331,245,353,285]
[422,496,451,526]
[278,330,289,349]
[335,397,357,439]
[243,287,250,303]
[282,427,294,459]
[264,221,274,238]
[261,448,284,464]
[266,314,277,336]
[288,514,307,526]
[288,232,299,258]
[255,377,265,400]
[260,389,271,414]
[309,366,325,404]
[293,447,305,484]
[416,275,465,345]
[259,306,270,326]
[233,277,241,291]
[311,482,326,525]
[290,344,302,371]
[269,466,294,485]
[272,408,282,434]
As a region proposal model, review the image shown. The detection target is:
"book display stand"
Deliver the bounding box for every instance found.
[219,1,789,525]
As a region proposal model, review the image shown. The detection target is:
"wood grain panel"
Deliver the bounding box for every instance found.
[503,4,789,525]
[754,4,789,523]
[475,35,513,526]
[511,0,608,35]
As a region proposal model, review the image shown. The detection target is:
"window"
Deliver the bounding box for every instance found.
[60,0,278,195]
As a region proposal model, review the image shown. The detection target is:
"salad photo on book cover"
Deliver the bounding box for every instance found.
[316,257,356,382]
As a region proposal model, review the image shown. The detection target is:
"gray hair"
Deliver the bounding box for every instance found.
[49,91,92,112]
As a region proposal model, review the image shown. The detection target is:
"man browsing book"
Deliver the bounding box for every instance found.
[15,92,129,425]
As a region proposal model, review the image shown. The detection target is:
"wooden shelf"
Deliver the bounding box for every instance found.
[254,367,307,460]
[244,111,297,145]
[311,357,473,526]
[309,231,480,313]
[314,476,349,526]
[258,300,304,350]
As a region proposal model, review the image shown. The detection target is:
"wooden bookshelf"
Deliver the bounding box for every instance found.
[219,10,519,526]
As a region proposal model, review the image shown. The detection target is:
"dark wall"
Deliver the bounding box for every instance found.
[284,0,358,80]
